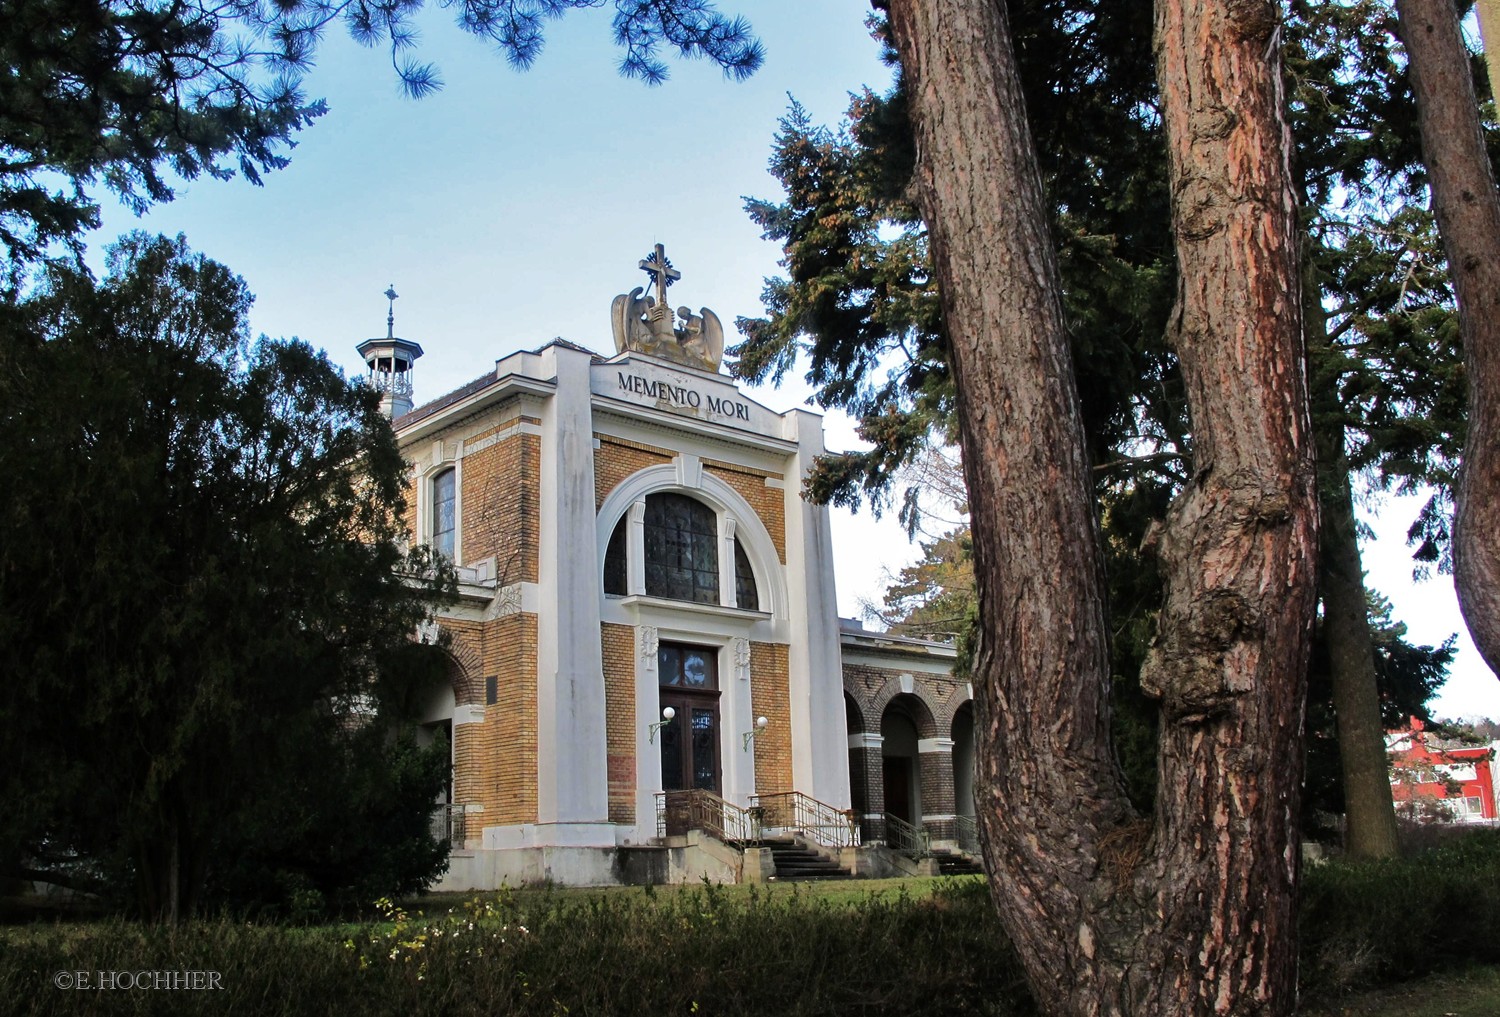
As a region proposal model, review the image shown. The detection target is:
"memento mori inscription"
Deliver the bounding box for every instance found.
[615,372,751,422]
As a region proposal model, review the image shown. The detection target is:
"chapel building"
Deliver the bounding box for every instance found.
[363,251,978,887]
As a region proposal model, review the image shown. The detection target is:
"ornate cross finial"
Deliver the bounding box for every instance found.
[384,285,399,339]
[638,244,680,304]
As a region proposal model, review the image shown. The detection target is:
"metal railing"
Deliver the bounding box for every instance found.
[432,804,467,846]
[656,789,763,844]
[955,814,980,856]
[883,812,931,859]
[752,791,861,850]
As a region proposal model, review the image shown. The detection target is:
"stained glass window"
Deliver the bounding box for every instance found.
[603,516,627,595]
[432,468,456,560]
[733,539,758,611]
[643,492,719,604]
[658,644,718,689]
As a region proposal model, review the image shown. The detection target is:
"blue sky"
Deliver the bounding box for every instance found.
[82,2,1499,719]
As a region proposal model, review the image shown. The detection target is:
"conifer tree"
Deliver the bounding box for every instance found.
[0,0,762,265]
[0,234,457,920]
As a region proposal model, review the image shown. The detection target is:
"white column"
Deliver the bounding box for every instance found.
[534,345,610,838]
[720,516,739,608]
[633,624,661,839]
[627,499,646,596]
[780,409,851,808]
[723,636,756,806]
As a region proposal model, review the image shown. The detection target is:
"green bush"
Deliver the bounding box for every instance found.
[1300,829,1500,997]
[0,879,1032,1017]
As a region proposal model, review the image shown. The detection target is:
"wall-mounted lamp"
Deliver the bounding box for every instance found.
[742,715,769,751]
[648,706,676,744]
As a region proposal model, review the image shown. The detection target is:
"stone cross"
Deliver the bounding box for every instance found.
[638,243,681,305]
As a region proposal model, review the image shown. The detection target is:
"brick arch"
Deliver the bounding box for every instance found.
[869,676,941,740]
[932,681,974,734]
[439,628,484,706]
[844,692,867,735]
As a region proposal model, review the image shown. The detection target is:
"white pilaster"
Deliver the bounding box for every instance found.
[780,409,851,808]
[723,636,756,806]
[535,345,609,828]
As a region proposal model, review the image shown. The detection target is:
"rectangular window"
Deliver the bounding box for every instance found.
[485,675,498,706]
[432,469,456,560]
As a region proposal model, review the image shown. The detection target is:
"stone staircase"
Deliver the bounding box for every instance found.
[763,837,853,881]
[930,848,983,876]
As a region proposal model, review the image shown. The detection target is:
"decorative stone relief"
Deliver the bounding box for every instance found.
[637,625,659,673]
[415,618,441,645]
[495,583,524,617]
[611,244,724,372]
[732,637,751,682]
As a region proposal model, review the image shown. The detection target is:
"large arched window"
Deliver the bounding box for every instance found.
[601,490,764,610]
[643,492,718,603]
[432,468,456,561]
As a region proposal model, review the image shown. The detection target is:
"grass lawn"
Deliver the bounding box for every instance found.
[1305,966,1500,1017]
[409,873,972,913]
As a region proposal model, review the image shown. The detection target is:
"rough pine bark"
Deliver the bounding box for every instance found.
[1318,445,1402,859]
[1396,0,1500,681]
[1308,290,1401,860]
[883,1,1317,1013]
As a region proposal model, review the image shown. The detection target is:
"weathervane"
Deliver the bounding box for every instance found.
[384,285,399,339]
[611,244,724,372]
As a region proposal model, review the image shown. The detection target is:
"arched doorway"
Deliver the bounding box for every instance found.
[846,694,869,821]
[881,703,922,827]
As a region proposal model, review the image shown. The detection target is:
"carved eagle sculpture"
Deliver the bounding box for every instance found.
[611,286,653,356]
[676,306,724,372]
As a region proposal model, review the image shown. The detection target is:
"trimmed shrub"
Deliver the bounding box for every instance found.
[1300,829,1500,997]
[1,878,1033,1017]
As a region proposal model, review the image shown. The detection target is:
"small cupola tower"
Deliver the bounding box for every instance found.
[357,285,424,418]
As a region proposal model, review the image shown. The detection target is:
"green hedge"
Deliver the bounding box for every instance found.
[0,881,1030,1017]
[6,832,1499,1016]
[1299,829,1500,996]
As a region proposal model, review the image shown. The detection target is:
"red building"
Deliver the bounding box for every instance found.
[1387,718,1499,823]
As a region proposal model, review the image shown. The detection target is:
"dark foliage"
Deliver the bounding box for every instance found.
[0,0,759,265]
[0,233,456,919]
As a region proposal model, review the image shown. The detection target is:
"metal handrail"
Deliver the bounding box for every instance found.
[752,791,861,850]
[432,804,466,845]
[884,812,931,859]
[955,814,979,856]
[655,789,763,844]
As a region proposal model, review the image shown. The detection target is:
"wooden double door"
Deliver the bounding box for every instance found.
[658,642,722,795]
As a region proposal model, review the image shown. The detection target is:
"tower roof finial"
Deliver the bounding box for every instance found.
[384,285,399,339]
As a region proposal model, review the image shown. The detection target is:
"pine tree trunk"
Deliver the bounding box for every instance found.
[1397,0,1500,681]
[884,0,1316,1014]
[1306,279,1401,860]
[1318,431,1402,858]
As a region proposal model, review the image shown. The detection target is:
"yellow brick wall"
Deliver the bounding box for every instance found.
[750,641,793,795]
[444,612,539,829]
[601,623,637,825]
[594,436,672,509]
[705,461,787,564]
[459,431,540,583]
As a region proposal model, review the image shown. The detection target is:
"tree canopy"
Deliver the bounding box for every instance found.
[0,233,457,919]
[0,0,762,265]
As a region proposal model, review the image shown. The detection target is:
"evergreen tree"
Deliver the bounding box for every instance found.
[0,0,762,265]
[0,233,457,920]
